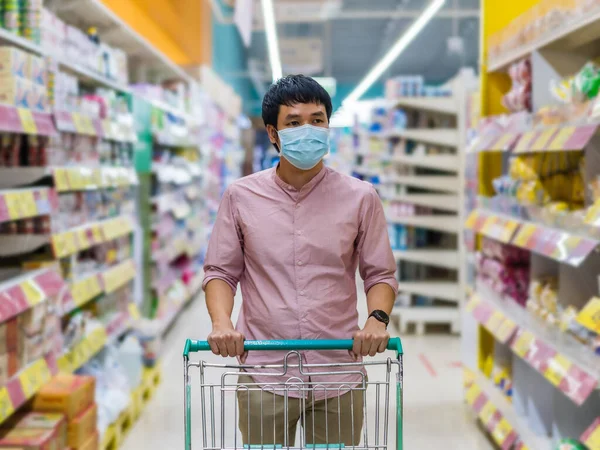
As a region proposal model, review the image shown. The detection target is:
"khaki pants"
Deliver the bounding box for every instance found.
[237,375,363,446]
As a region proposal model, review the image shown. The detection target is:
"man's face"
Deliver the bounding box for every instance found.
[267,102,329,150]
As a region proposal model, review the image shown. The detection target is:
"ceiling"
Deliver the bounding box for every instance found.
[246,0,481,87]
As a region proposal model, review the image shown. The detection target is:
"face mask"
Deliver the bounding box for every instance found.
[277,124,330,171]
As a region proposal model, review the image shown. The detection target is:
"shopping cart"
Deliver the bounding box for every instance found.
[183,338,404,450]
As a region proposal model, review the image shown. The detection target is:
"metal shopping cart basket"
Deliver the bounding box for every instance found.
[183,338,404,450]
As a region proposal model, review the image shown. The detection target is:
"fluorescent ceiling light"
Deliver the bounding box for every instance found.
[261,0,283,82]
[342,0,446,105]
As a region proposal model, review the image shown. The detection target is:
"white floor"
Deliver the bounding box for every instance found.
[122,290,493,450]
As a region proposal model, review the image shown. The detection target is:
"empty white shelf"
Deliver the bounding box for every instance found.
[397,281,461,303]
[393,249,459,270]
[386,214,459,233]
[391,154,459,171]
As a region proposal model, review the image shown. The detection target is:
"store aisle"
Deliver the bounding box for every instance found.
[122,291,493,450]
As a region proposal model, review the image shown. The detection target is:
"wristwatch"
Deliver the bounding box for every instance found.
[369,310,390,329]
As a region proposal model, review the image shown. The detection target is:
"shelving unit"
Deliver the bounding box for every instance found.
[0,2,243,447]
[465,1,600,447]
[354,70,477,334]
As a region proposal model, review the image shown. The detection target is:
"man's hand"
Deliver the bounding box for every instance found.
[207,323,246,360]
[351,317,390,359]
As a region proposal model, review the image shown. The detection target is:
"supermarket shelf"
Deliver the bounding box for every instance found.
[64,272,104,315]
[152,233,188,264]
[0,187,57,223]
[466,209,599,266]
[393,249,459,269]
[57,58,130,94]
[0,353,59,425]
[392,96,457,115]
[56,0,193,83]
[488,8,600,72]
[0,27,43,55]
[472,284,600,405]
[391,305,460,334]
[0,104,56,136]
[0,22,131,94]
[385,175,460,193]
[384,194,459,212]
[378,128,459,148]
[0,166,138,191]
[0,215,135,258]
[57,327,108,373]
[387,214,460,233]
[465,367,552,450]
[0,268,65,324]
[397,281,461,303]
[391,154,459,171]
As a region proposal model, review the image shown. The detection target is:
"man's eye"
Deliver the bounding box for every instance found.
[313,119,324,124]
[289,121,300,126]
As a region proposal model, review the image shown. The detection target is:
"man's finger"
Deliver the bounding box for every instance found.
[240,351,248,364]
[215,337,228,357]
[378,337,389,353]
[361,334,372,356]
[234,334,245,356]
[352,333,362,358]
[368,340,378,357]
[224,335,237,357]
[208,338,220,356]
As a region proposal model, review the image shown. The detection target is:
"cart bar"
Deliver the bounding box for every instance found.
[183,338,403,357]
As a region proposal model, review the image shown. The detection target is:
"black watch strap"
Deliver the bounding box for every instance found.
[369,310,390,328]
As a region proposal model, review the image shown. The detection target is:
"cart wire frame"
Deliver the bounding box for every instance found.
[183,339,404,450]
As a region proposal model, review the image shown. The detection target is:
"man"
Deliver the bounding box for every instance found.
[203,75,397,446]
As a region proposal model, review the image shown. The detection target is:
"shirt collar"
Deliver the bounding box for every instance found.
[272,164,328,194]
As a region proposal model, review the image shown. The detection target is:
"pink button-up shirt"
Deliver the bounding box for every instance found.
[203,166,398,397]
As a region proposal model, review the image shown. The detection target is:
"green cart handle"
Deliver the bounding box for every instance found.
[183,337,403,357]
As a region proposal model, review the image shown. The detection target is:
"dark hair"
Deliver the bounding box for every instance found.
[262,75,333,129]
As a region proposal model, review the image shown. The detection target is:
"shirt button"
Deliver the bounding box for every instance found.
[300,290,306,296]
[297,261,303,266]
[296,230,302,236]
[295,204,300,208]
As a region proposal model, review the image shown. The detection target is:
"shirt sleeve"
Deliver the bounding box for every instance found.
[202,187,244,294]
[357,186,398,295]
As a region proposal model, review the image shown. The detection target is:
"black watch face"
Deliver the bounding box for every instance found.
[373,310,389,325]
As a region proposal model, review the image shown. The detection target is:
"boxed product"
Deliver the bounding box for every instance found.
[31,83,48,112]
[77,431,98,450]
[32,374,95,420]
[0,47,27,78]
[2,412,66,450]
[67,404,97,448]
[0,427,57,450]
[0,76,34,109]
[20,303,48,336]
[0,352,20,385]
[0,318,19,354]
[26,54,46,86]
[19,333,45,366]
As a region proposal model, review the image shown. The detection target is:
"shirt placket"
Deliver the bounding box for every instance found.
[292,190,311,382]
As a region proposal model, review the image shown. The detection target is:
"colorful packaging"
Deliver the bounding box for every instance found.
[0,47,27,78]
[26,54,45,86]
[0,318,19,353]
[0,427,57,450]
[32,374,95,420]
[2,412,67,450]
[77,431,98,450]
[0,76,33,109]
[67,404,97,448]
[31,82,48,112]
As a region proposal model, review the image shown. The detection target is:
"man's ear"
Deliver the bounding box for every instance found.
[266,125,280,151]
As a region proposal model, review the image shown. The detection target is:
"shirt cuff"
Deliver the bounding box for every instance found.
[202,271,238,294]
[364,277,399,296]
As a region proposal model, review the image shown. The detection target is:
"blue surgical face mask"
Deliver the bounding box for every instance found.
[277,124,330,171]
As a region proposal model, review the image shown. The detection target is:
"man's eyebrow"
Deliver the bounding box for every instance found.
[284,114,302,120]
[311,111,326,117]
